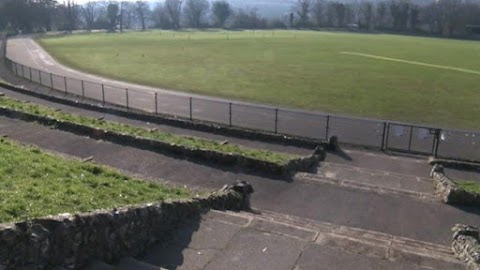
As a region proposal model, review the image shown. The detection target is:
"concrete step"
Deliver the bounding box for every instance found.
[217,210,463,270]
[138,210,462,270]
[295,162,436,199]
[296,172,438,201]
[82,260,115,270]
[318,161,431,181]
[325,148,430,177]
[116,257,167,270]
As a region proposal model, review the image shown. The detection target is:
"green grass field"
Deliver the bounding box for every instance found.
[39,30,480,130]
[0,137,189,223]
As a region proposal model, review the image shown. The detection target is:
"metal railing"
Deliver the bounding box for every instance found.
[3,56,480,162]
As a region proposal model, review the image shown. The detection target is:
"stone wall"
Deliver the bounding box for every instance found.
[452,224,480,270]
[0,107,325,175]
[429,157,480,173]
[0,181,253,270]
[430,164,480,206]
[0,32,6,59]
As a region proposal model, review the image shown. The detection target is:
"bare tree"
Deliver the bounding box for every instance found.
[65,0,79,32]
[359,1,374,30]
[375,1,388,29]
[389,0,409,31]
[294,0,312,28]
[121,2,137,29]
[312,0,325,27]
[135,1,149,31]
[152,2,172,29]
[333,2,346,27]
[409,4,419,31]
[436,0,462,36]
[164,0,182,29]
[325,2,335,26]
[82,1,97,31]
[184,0,209,28]
[107,2,119,32]
[211,0,232,28]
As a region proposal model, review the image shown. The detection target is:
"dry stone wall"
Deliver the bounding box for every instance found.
[0,181,253,270]
[430,164,480,206]
[452,224,480,270]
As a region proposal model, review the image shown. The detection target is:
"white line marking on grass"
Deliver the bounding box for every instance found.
[341,51,480,75]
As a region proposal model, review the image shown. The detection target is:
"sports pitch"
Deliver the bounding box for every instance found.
[38,30,480,130]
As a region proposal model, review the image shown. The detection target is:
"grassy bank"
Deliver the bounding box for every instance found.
[455,180,480,194]
[0,137,189,223]
[38,30,480,130]
[0,96,296,164]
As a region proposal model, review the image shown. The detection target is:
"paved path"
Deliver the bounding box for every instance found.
[1,115,480,246]
[0,85,311,156]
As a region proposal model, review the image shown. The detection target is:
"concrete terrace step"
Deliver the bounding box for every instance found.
[231,210,463,269]
[83,261,115,270]
[140,210,462,270]
[82,258,168,270]
[294,161,436,199]
[325,148,431,177]
[116,257,167,270]
[296,172,438,201]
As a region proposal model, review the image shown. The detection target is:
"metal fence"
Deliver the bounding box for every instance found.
[3,57,480,162]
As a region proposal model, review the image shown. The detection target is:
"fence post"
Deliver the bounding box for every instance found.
[29,67,32,81]
[384,123,391,151]
[39,70,42,85]
[381,122,387,151]
[49,73,54,89]
[325,115,331,140]
[154,92,158,114]
[189,97,193,120]
[126,88,129,109]
[101,84,105,104]
[274,108,279,134]
[64,76,68,93]
[407,126,414,151]
[81,80,85,98]
[434,129,441,157]
[229,103,232,126]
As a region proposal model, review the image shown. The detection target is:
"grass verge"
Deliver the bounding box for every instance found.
[0,137,190,223]
[0,96,296,164]
[455,180,480,194]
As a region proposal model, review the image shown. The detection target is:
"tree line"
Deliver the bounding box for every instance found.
[0,0,479,38]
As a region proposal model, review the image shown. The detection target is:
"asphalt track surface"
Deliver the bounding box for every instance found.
[5,36,480,161]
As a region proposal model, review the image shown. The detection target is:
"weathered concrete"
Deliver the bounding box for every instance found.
[138,210,462,270]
